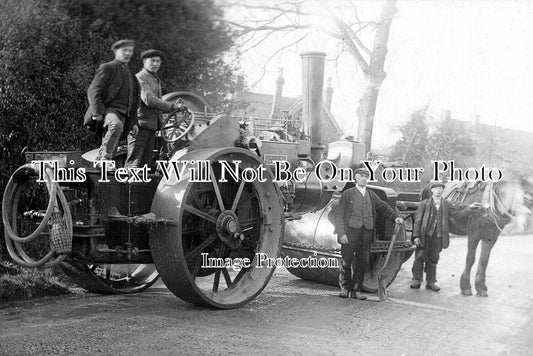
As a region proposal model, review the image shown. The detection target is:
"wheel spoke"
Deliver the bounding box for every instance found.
[189,189,204,210]
[212,269,222,292]
[219,244,227,259]
[242,239,258,248]
[221,267,232,287]
[231,180,246,212]
[210,167,225,211]
[240,216,263,229]
[181,227,198,235]
[211,244,228,292]
[183,204,216,224]
[233,266,249,285]
[184,234,218,261]
[191,254,202,279]
[238,191,256,206]
[237,246,247,259]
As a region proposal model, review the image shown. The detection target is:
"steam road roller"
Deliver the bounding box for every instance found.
[2,52,417,308]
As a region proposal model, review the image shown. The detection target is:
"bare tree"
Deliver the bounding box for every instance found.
[219,0,397,153]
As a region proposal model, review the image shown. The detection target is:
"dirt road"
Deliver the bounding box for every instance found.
[1,234,532,356]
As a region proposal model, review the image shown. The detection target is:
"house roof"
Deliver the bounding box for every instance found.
[233,92,298,118]
[232,91,344,136]
[450,119,533,176]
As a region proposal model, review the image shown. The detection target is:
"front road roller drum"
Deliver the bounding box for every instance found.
[282,196,413,293]
[149,147,284,309]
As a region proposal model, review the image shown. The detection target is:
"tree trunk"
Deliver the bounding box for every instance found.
[356,0,397,154]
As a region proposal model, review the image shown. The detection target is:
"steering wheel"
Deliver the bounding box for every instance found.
[160,108,195,143]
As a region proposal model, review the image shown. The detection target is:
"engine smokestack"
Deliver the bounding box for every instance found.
[301,51,326,164]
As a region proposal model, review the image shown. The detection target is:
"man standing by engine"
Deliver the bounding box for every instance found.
[411,182,481,291]
[125,49,184,168]
[334,167,404,300]
[84,39,140,161]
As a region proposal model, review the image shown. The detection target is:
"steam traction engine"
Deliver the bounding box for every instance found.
[2,52,417,308]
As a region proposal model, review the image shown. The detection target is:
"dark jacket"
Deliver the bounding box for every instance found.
[84,60,140,138]
[413,198,470,249]
[136,68,175,131]
[333,187,399,238]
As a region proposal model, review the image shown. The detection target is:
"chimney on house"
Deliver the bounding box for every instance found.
[441,109,451,121]
[269,68,284,122]
[471,113,480,126]
[325,77,333,111]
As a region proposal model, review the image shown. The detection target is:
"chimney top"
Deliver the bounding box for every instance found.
[441,109,452,121]
[276,68,284,85]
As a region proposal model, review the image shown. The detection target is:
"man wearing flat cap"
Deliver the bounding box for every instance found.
[333,165,404,300]
[125,49,184,168]
[84,39,140,161]
[411,181,481,291]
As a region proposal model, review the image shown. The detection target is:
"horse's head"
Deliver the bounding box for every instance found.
[520,177,533,210]
[493,180,532,232]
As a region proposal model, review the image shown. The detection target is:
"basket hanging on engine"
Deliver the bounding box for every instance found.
[2,164,72,268]
[49,206,72,255]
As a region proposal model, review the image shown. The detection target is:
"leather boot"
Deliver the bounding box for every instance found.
[339,289,350,298]
[410,280,422,289]
[426,282,441,292]
[351,291,367,300]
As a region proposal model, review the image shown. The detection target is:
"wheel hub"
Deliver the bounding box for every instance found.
[215,210,243,249]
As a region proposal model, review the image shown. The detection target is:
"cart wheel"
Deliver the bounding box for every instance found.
[60,257,159,294]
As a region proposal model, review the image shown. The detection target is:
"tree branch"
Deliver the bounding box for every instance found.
[244,30,276,51]
[328,11,368,72]
[250,32,311,88]
[216,17,311,35]
[345,23,372,57]
[220,2,314,17]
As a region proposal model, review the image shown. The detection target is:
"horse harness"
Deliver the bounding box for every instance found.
[445,181,511,232]
[487,182,512,231]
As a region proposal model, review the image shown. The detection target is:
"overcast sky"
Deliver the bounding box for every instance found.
[226,0,533,148]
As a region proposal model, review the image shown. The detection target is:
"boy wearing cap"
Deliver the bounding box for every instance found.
[84,39,140,161]
[334,167,404,300]
[411,182,481,291]
[125,49,184,168]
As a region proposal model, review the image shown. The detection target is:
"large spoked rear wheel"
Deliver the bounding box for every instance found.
[60,258,159,294]
[150,148,284,309]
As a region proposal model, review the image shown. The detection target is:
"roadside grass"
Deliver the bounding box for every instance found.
[0,261,71,302]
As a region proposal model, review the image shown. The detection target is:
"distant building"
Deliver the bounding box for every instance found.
[444,110,533,178]
[232,71,343,146]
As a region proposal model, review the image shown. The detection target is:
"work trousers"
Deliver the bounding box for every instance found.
[97,111,125,160]
[339,226,373,292]
[412,233,443,283]
[125,128,155,168]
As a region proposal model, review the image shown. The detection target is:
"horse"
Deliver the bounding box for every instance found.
[422,180,532,297]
